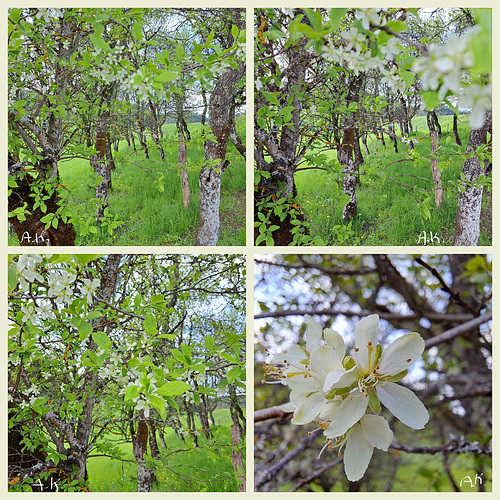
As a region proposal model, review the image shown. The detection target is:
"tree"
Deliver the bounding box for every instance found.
[8,254,246,492]
[8,8,246,246]
[254,254,491,491]
[254,8,491,245]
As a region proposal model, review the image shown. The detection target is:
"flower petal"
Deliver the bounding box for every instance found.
[310,345,343,389]
[324,328,346,358]
[324,392,368,438]
[304,315,323,353]
[354,315,379,372]
[291,391,325,425]
[359,414,393,451]
[378,333,425,376]
[377,382,429,429]
[343,423,374,482]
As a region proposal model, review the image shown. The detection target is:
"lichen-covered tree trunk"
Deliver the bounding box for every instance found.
[339,75,363,223]
[430,129,444,208]
[91,110,111,222]
[453,109,492,245]
[177,133,191,208]
[132,413,152,492]
[195,10,245,246]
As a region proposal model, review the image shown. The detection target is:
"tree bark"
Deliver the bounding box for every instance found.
[195,10,245,245]
[339,75,363,223]
[453,112,463,146]
[178,133,191,208]
[231,424,246,492]
[430,129,444,208]
[132,413,152,492]
[453,109,492,245]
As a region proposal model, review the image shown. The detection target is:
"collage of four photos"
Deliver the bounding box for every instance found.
[7,6,492,494]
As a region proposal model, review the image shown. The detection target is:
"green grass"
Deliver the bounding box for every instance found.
[87,409,245,492]
[9,119,246,246]
[295,114,492,246]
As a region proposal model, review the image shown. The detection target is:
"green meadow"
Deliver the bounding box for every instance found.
[295,114,491,246]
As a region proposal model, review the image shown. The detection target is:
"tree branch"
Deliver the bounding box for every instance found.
[391,436,491,456]
[424,311,492,349]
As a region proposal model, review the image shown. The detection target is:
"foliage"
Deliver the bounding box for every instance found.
[9,254,246,491]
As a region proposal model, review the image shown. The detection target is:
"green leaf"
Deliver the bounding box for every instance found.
[386,20,407,33]
[8,265,17,291]
[144,311,157,335]
[93,331,112,350]
[205,335,215,350]
[132,20,143,41]
[328,9,348,31]
[124,385,140,401]
[149,395,166,420]
[155,70,179,83]
[89,33,108,51]
[72,254,103,265]
[156,380,192,397]
[171,349,188,364]
[231,24,239,40]
[78,322,93,341]
[227,366,242,384]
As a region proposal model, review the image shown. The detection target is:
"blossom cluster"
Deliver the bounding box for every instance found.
[265,314,429,482]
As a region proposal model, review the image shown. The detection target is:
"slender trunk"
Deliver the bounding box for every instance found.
[230,424,246,492]
[453,113,463,146]
[453,109,492,245]
[132,413,152,492]
[339,75,362,223]
[148,100,165,160]
[178,133,191,208]
[91,110,111,222]
[430,130,444,208]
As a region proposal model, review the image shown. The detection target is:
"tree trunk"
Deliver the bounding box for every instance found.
[453,113,463,146]
[148,100,165,160]
[339,75,362,223]
[195,11,245,246]
[430,130,444,208]
[91,110,112,222]
[178,133,191,208]
[230,424,246,492]
[132,413,152,492]
[453,109,492,245]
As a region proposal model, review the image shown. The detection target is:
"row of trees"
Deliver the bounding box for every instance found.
[8,8,246,246]
[254,254,491,491]
[254,8,491,245]
[8,254,246,491]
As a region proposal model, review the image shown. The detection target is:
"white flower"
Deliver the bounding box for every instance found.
[323,315,429,438]
[36,300,55,320]
[21,303,37,323]
[343,27,366,52]
[81,278,101,304]
[267,315,349,425]
[380,37,401,60]
[321,44,341,63]
[459,83,492,129]
[321,413,393,482]
[354,9,381,30]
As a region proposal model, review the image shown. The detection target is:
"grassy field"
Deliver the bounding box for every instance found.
[87,409,245,492]
[9,118,246,246]
[295,114,492,246]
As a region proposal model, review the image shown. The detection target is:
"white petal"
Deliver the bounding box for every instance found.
[343,424,374,482]
[323,370,346,392]
[304,315,323,353]
[324,392,368,438]
[378,333,425,376]
[359,414,393,451]
[324,328,346,358]
[310,345,343,388]
[354,315,379,372]
[329,368,358,390]
[291,391,325,425]
[377,382,429,429]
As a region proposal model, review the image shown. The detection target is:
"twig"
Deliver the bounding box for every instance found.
[254,406,291,423]
[391,437,491,456]
[424,311,492,349]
